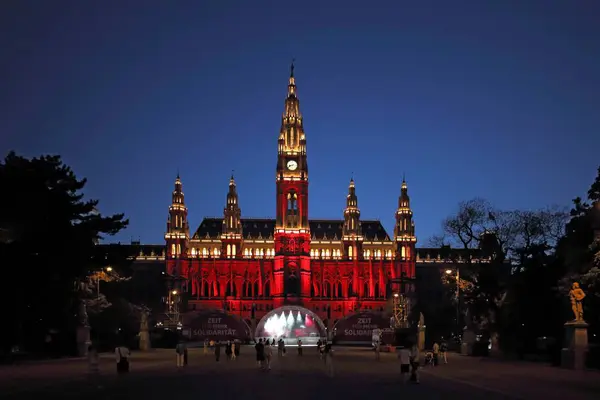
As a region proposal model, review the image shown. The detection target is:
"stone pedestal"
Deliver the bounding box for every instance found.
[461,329,475,355]
[417,325,426,351]
[76,325,91,357]
[561,321,588,370]
[139,330,151,351]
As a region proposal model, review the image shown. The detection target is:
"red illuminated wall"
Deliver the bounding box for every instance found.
[166,252,415,328]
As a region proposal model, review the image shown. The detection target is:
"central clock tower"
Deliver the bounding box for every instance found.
[273,62,311,302]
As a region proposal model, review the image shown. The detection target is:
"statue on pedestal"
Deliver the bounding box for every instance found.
[139,309,151,351]
[569,282,586,322]
[76,300,91,356]
[78,300,90,328]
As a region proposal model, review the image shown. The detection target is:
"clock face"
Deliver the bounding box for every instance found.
[287,160,298,171]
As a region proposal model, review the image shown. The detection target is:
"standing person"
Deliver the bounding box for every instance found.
[398,346,411,384]
[440,339,448,364]
[234,340,240,358]
[297,339,303,356]
[115,343,130,374]
[409,343,420,384]
[319,341,325,361]
[225,340,232,360]
[264,340,273,370]
[324,342,335,377]
[255,339,265,368]
[278,338,284,357]
[432,341,440,366]
[375,340,381,361]
[175,341,186,368]
[230,340,236,360]
[87,343,101,387]
[214,340,221,362]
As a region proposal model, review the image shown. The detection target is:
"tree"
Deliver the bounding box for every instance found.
[0,152,129,356]
[556,167,600,328]
[431,198,568,354]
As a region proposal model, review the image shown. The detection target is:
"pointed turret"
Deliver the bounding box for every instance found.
[394,177,416,259]
[343,178,363,260]
[165,173,189,259]
[343,178,362,237]
[222,173,243,258]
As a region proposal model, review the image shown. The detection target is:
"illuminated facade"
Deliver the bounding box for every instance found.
[164,64,417,331]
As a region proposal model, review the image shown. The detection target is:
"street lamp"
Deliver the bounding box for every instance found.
[445,268,460,335]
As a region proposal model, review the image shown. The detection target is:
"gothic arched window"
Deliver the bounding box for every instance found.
[287,192,298,211]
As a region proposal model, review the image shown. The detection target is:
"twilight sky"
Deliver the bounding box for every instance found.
[1,0,599,246]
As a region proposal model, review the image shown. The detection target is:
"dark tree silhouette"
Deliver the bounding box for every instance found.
[0,152,129,356]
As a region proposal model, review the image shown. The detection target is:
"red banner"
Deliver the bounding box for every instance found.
[334,311,394,343]
[185,310,251,342]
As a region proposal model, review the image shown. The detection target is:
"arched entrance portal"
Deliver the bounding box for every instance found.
[255,306,326,346]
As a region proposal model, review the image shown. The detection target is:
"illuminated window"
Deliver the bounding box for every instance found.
[191,248,197,257]
[401,246,406,258]
[202,248,208,257]
[376,249,381,259]
[406,246,411,259]
[171,244,176,256]
[227,244,232,258]
[232,244,236,257]
[348,246,353,259]
[176,244,181,255]
[213,248,219,257]
[386,250,392,259]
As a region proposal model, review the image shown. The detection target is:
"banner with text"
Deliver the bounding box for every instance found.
[185,310,251,342]
[333,312,394,343]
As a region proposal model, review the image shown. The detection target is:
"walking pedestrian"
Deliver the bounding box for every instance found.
[440,339,448,364]
[432,341,440,366]
[175,341,186,368]
[215,340,221,362]
[398,345,411,384]
[115,344,130,374]
[324,342,335,377]
[410,343,420,384]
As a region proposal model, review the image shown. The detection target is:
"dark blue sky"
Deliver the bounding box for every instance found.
[2,1,599,246]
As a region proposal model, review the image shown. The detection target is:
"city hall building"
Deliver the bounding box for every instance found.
[162,65,419,344]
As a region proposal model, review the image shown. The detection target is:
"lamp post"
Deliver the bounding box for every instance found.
[97,266,113,298]
[445,268,460,335]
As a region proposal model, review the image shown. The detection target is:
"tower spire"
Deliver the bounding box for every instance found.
[165,173,189,258]
[395,177,416,258]
[279,62,305,155]
[222,175,242,258]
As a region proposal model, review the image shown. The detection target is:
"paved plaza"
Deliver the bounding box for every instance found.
[1,347,599,400]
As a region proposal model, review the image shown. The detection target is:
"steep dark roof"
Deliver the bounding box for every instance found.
[192,218,391,241]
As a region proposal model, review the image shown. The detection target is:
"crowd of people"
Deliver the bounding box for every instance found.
[85,336,447,384]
